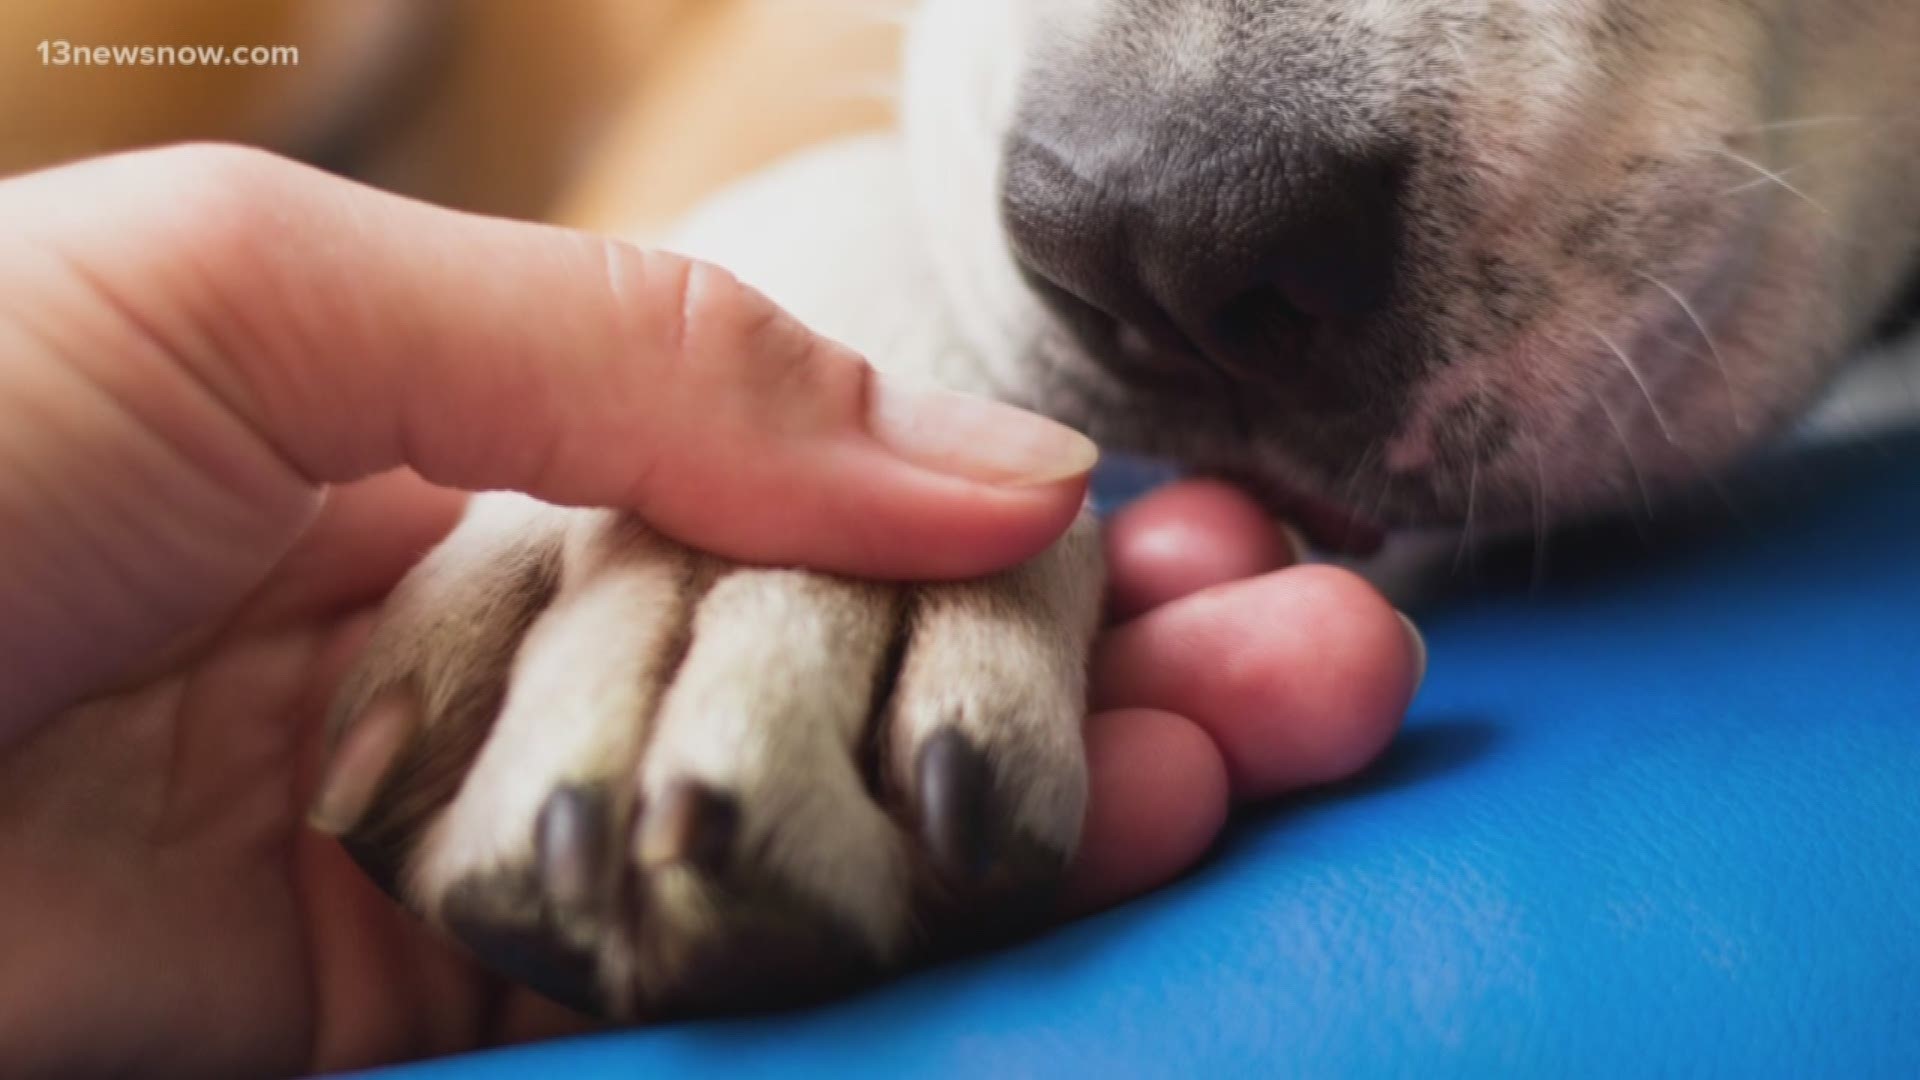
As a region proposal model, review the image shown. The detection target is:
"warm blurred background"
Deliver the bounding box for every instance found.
[0,0,903,235]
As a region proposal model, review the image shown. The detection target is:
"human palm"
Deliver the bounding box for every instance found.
[0,475,574,1075]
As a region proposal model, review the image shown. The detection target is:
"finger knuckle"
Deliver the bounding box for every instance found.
[133,143,295,247]
[649,251,869,420]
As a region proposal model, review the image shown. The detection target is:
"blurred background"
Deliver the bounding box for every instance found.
[0,0,903,235]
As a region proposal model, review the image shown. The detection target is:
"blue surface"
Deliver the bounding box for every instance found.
[366,437,1920,1078]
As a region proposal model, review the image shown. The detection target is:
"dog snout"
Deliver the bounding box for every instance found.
[1000,115,1406,398]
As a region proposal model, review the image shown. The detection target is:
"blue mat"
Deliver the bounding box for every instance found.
[363,434,1920,1078]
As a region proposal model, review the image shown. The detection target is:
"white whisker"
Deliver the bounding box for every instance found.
[1596,397,1656,518]
[1716,126,1907,199]
[1365,470,1396,534]
[1637,271,1745,433]
[1437,18,1472,75]
[1452,454,1479,575]
[1587,324,1679,446]
[1726,114,1865,136]
[1705,146,1830,216]
[1719,159,1817,197]
[1338,443,1379,513]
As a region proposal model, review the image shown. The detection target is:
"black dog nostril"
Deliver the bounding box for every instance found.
[1000,124,1406,389]
[1211,283,1315,358]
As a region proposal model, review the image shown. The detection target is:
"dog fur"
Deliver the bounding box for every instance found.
[323,0,1920,1016]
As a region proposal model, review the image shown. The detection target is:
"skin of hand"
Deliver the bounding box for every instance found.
[0,144,1424,1075]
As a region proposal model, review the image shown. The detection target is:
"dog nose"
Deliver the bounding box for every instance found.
[1000,123,1406,393]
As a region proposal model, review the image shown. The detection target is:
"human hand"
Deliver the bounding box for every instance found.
[0,145,1420,1074]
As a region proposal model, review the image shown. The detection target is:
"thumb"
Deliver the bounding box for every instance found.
[34,144,1099,573]
[0,145,1093,729]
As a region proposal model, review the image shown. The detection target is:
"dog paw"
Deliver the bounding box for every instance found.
[316,492,1102,1018]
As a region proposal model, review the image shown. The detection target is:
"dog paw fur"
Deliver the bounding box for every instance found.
[315,491,1102,1018]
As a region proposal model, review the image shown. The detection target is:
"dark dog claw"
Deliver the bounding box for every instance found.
[917,728,996,883]
[535,784,615,912]
[441,873,606,1016]
[637,779,739,875]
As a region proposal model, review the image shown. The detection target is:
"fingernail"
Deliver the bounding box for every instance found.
[868,376,1099,486]
[308,695,415,835]
[1398,611,1428,693]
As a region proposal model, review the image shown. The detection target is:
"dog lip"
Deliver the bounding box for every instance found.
[1049,296,1389,554]
[1069,331,1392,553]
[1222,470,1386,556]
[1271,485,1387,556]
